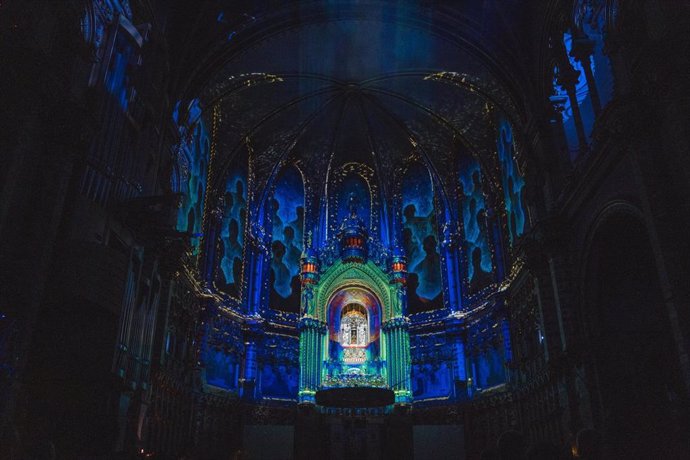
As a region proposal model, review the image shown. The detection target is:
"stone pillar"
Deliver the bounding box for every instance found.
[383,317,412,404]
[298,317,327,404]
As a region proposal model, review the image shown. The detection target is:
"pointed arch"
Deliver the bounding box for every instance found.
[327,162,377,235]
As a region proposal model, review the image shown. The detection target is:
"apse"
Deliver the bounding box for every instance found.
[7,0,690,458]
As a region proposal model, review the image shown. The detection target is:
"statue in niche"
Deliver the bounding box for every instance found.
[343,321,351,345]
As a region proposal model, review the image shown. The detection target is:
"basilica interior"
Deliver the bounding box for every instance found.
[2,1,690,459]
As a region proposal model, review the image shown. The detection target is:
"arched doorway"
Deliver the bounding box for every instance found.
[583,213,687,457]
[324,287,384,386]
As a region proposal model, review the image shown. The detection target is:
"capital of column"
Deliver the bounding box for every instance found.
[298,316,327,333]
[382,316,410,331]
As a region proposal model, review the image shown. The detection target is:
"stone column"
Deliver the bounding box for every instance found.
[383,317,412,404]
[298,316,327,404]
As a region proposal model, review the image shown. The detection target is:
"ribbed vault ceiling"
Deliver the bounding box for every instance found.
[180,1,529,197]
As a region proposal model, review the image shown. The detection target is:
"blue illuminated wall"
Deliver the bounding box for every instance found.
[473,346,506,389]
[269,167,304,313]
[459,157,494,293]
[410,334,453,400]
[260,364,298,399]
[402,163,443,313]
[175,100,209,253]
[204,347,239,390]
[105,28,136,111]
[411,362,453,400]
[497,121,526,245]
[580,5,613,108]
[556,32,595,154]
[336,174,371,228]
[259,336,300,400]
[217,168,247,298]
[203,317,242,391]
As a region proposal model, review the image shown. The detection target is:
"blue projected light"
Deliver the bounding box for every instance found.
[270,167,304,312]
[175,100,210,253]
[218,169,247,297]
[578,1,614,108]
[474,347,505,389]
[260,363,299,399]
[337,175,371,227]
[105,31,135,111]
[412,362,453,399]
[204,347,238,390]
[402,164,443,312]
[459,158,493,292]
[497,121,526,245]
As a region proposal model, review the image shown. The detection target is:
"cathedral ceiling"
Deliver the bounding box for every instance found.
[174,1,530,198]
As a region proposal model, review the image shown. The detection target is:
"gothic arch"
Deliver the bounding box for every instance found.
[579,207,684,456]
[312,260,395,322]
